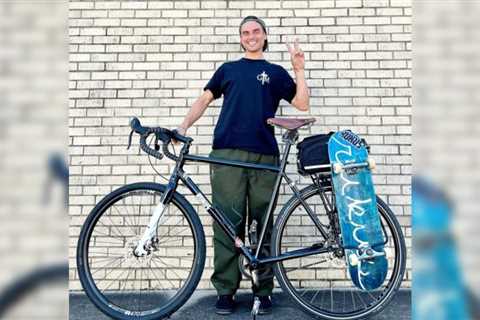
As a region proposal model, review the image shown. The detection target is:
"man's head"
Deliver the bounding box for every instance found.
[239,16,268,52]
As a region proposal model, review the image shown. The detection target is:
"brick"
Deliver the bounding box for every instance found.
[78,44,106,53]
[91,54,116,62]
[70,2,94,10]
[121,19,147,27]
[367,88,394,96]
[390,0,412,7]
[282,18,308,26]
[337,17,363,25]
[94,18,121,27]
[148,1,174,9]
[107,27,133,36]
[106,62,132,71]
[121,1,147,9]
[95,1,120,9]
[162,10,188,18]
[135,10,161,18]
[363,0,389,7]
[134,27,161,35]
[105,44,132,53]
[76,99,103,107]
[109,10,135,18]
[117,90,144,98]
[93,36,120,44]
[82,10,108,18]
[201,1,227,9]
[322,26,349,34]
[321,8,348,16]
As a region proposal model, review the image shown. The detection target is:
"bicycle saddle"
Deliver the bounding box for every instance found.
[267,117,316,130]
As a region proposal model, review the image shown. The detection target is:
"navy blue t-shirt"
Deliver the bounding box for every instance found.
[204,58,297,156]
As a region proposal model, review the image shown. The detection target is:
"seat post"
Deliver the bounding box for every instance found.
[282,129,299,145]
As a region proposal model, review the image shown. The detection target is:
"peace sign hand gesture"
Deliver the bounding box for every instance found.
[286,38,305,72]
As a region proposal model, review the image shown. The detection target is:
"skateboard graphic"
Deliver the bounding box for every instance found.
[328,130,388,291]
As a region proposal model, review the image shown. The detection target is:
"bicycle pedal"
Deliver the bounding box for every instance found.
[251,296,260,318]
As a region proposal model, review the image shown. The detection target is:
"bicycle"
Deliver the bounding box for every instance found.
[76,117,406,320]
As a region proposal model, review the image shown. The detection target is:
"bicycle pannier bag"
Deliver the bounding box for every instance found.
[297,132,333,175]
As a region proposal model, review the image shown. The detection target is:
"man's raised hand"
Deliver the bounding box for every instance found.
[286,38,305,72]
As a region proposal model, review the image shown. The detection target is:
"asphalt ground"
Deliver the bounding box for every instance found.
[69,289,411,320]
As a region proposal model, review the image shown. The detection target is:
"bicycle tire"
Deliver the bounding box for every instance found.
[272,184,406,320]
[76,182,206,320]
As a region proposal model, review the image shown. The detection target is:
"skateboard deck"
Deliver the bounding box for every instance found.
[328,130,388,291]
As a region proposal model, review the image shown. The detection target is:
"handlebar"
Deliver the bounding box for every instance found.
[128,117,192,161]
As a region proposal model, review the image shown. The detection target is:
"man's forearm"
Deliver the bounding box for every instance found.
[180,92,212,130]
[293,69,310,111]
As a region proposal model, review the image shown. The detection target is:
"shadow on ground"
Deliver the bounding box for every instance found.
[69,289,411,320]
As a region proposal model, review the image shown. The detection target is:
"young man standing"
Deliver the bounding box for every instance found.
[176,16,310,314]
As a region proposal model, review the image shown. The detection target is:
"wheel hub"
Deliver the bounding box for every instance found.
[125,236,159,263]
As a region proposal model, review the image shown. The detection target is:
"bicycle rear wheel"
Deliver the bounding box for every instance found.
[76,182,205,320]
[272,184,406,320]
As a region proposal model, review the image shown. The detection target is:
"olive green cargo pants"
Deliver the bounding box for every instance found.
[209,149,278,296]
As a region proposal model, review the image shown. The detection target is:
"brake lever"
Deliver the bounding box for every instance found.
[127,129,134,150]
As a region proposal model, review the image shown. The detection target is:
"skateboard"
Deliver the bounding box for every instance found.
[412,176,470,319]
[328,130,388,291]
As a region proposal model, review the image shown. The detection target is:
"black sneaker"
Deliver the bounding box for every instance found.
[257,295,273,314]
[215,295,235,315]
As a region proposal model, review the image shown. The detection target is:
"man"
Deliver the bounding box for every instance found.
[176,16,309,315]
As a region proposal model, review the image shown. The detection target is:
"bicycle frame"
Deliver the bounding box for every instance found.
[137,129,336,269]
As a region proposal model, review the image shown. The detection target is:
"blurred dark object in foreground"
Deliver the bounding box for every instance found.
[0,0,68,318]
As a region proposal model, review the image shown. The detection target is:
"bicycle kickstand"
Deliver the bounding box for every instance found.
[251,296,260,320]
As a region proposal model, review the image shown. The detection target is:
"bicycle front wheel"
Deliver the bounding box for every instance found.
[76,182,206,320]
[272,184,406,320]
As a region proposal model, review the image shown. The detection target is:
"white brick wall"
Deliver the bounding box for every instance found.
[69,0,411,290]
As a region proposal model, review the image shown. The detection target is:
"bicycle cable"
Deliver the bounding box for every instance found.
[146,134,169,182]
[146,134,188,193]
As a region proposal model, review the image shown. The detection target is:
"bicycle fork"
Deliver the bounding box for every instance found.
[134,200,168,257]
[134,179,177,257]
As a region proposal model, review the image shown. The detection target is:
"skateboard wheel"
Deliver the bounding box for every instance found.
[333,163,343,174]
[367,158,376,170]
[349,253,359,266]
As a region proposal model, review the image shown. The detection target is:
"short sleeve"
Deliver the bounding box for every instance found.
[203,64,225,99]
[280,68,297,103]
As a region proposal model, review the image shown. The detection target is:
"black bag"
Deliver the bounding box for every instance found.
[297,132,334,175]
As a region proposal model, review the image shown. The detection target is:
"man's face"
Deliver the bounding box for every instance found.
[240,21,266,53]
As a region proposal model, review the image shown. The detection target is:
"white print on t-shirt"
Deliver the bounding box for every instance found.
[256,71,270,85]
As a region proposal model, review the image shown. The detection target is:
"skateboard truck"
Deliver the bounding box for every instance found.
[332,158,376,174]
[348,247,385,266]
